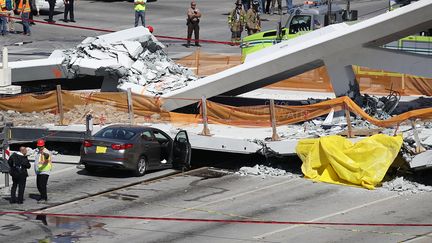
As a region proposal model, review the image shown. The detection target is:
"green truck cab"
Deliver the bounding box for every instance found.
[240,2,356,62]
[241,1,431,62]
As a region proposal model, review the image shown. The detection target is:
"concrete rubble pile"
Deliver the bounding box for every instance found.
[236,164,294,177]
[381,177,432,194]
[60,30,197,95]
[0,104,161,126]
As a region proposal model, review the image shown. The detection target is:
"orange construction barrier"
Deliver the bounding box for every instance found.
[1,91,432,128]
[177,52,432,96]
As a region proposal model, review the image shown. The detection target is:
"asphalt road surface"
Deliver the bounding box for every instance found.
[1,165,432,242]
[1,0,389,61]
[3,1,430,242]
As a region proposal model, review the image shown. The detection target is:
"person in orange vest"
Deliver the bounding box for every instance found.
[16,0,30,35]
[0,0,7,35]
[34,139,52,203]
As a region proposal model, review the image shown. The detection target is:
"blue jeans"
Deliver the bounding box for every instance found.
[260,0,265,13]
[134,11,145,27]
[286,0,293,12]
[0,16,7,35]
[22,12,30,34]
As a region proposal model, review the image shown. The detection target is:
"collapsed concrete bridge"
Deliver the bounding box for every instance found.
[1,0,431,111]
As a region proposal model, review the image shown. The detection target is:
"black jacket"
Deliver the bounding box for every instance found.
[8,152,31,178]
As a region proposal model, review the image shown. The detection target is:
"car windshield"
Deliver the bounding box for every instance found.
[94,128,137,140]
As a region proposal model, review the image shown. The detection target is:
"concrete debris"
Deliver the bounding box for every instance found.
[236,165,294,177]
[381,177,432,194]
[0,103,164,126]
[60,29,197,95]
[362,92,400,119]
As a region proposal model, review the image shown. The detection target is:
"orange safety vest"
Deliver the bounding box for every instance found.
[0,0,6,13]
[17,0,31,13]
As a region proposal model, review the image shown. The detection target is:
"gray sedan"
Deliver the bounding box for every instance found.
[79,125,191,176]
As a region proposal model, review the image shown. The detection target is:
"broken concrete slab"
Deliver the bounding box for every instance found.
[49,27,196,95]
[122,41,143,59]
[117,53,134,69]
[410,150,432,170]
[85,49,115,60]
[97,26,161,46]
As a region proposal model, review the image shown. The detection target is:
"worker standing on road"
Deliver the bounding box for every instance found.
[29,0,35,25]
[5,0,15,33]
[285,0,293,14]
[259,0,264,13]
[134,0,146,27]
[0,0,7,35]
[63,0,75,22]
[186,1,201,47]
[271,0,282,15]
[34,139,52,203]
[8,147,31,204]
[228,1,246,44]
[246,0,261,35]
[47,0,55,23]
[17,0,31,35]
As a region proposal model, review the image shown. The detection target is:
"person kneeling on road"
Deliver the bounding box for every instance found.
[35,139,52,203]
[8,147,31,204]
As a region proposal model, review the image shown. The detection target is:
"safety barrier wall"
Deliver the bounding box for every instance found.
[1,91,432,129]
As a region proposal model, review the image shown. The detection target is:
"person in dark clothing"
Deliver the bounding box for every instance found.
[48,0,56,23]
[29,0,36,25]
[265,0,271,14]
[8,147,30,204]
[63,0,75,22]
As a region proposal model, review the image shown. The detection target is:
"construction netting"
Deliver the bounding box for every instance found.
[205,96,432,128]
[0,91,199,125]
[176,50,242,76]
[1,91,432,129]
[177,51,432,96]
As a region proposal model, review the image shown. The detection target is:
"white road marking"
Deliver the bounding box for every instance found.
[400,231,432,243]
[160,177,303,217]
[253,194,400,239]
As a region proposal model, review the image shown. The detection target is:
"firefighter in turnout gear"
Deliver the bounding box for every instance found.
[228,1,246,44]
[246,0,261,35]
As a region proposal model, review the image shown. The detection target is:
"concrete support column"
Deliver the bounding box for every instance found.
[324,59,361,105]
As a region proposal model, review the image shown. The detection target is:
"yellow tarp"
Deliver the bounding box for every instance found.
[296,134,403,189]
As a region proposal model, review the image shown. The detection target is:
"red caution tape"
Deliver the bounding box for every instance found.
[1,211,432,227]
[7,16,238,46]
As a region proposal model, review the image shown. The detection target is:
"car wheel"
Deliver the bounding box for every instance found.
[85,165,98,174]
[134,157,147,177]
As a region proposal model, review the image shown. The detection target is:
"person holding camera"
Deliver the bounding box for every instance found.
[8,147,31,204]
[186,1,201,47]
[34,139,52,203]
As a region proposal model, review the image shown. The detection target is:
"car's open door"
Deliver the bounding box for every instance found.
[173,130,191,170]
